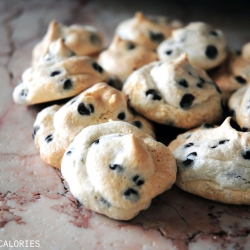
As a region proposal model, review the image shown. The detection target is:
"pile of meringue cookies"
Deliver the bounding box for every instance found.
[13,12,250,220]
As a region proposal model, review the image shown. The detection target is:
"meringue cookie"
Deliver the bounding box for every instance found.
[13,39,109,105]
[33,82,154,169]
[61,121,176,220]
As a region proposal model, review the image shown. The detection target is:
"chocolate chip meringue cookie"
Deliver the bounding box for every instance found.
[169,117,250,205]
[33,82,154,169]
[228,86,250,131]
[210,48,250,99]
[157,22,228,70]
[32,20,103,65]
[13,39,109,105]
[98,35,157,82]
[61,121,176,220]
[123,54,224,129]
[115,12,182,50]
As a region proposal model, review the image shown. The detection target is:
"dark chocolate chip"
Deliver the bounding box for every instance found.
[89,104,94,113]
[180,94,195,109]
[210,31,218,36]
[178,79,188,88]
[149,31,165,43]
[230,118,242,131]
[92,61,103,74]
[145,89,162,101]
[123,188,139,202]
[77,103,91,116]
[205,45,218,59]
[66,150,72,155]
[132,120,142,129]
[203,123,215,129]
[92,139,100,145]
[89,33,100,45]
[20,89,28,98]
[210,145,217,149]
[197,82,203,88]
[242,127,248,132]
[100,197,111,208]
[118,112,126,120]
[182,152,197,166]
[219,139,229,144]
[109,164,123,172]
[133,175,144,186]
[199,77,205,83]
[32,125,40,139]
[234,76,247,84]
[127,43,136,50]
[45,134,53,143]
[63,79,73,90]
[242,150,250,160]
[183,143,194,148]
[50,71,61,77]
[165,50,172,55]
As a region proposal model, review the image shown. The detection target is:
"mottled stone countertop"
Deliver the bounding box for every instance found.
[1,0,250,249]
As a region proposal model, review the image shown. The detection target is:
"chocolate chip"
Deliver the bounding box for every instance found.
[133,175,144,186]
[66,150,72,155]
[210,31,218,36]
[199,77,205,83]
[123,188,139,202]
[89,33,100,45]
[50,71,61,77]
[118,112,126,120]
[183,143,194,148]
[77,103,91,116]
[180,94,195,109]
[89,104,94,113]
[234,76,247,84]
[242,127,248,132]
[32,125,40,139]
[145,89,162,101]
[182,152,197,166]
[92,139,100,145]
[109,164,123,172]
[242,150,250,160]
[165,50,172,55]
[203,123,215,129]
[63,79,73,90]
[45,134,53,143]
[149,31,165,43]
[197,82,203,88]
[132,120,142,128]
[20,89,28,98]
[100,197,111,208]
[219,139,229,144]
[210,145,217,149]
[205,45,218,59]
[92,61,103,74]
[236,50,242,56]
[230,118,242,131]
[127,43,136,50]
[178,79,188,88]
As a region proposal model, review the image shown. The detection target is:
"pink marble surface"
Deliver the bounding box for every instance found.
[1,0,250,249]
